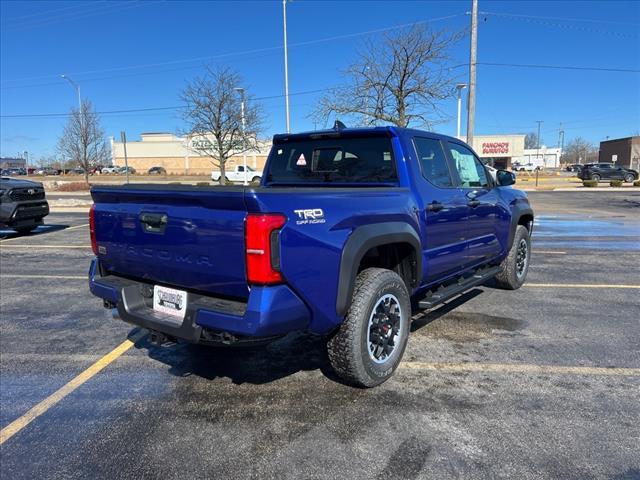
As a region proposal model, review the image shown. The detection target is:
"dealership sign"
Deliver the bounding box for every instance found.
[482,142,510,155]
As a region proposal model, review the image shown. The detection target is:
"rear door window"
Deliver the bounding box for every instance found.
[413,137,453,187]
[446,142,489,188]
[266,136,397,185]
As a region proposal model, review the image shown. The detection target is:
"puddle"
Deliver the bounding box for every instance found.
[533,215,640,250]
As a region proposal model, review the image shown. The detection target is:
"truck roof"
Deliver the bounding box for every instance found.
[272,126,462,144]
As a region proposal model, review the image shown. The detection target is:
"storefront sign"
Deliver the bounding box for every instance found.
[482,142,510,155]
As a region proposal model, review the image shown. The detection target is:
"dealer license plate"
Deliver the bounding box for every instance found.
[153,285,188,320]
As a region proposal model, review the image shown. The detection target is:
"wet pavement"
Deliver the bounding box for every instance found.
[1,193,639,479]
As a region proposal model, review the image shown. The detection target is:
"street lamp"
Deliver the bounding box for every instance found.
[282,0,291,133]
[234,87,248,186]
[60,74,81,114]
[455,83,467,139]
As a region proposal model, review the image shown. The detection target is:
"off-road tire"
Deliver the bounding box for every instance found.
[327,268,411,388]
[495,225,531,290]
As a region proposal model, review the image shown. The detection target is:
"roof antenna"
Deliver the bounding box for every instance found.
[333,120,347,130]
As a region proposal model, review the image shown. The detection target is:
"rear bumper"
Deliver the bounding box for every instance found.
[88,258,310,343]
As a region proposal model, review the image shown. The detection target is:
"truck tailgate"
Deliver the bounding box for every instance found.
[91,185,249,299]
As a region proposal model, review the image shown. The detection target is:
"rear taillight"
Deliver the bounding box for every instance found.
[245,213,286,285]
[89,204,98,255]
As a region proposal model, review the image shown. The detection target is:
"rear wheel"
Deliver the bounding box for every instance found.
[251,176,261,184]
[591,174,601,182]
[624,174,634,183]
[495,225,530,290]
[327,268,410,388]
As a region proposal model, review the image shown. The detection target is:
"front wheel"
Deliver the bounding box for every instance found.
[591,174,601,182]
[624,174,634,183]
[494,225,531,290]
[327,268,411,388]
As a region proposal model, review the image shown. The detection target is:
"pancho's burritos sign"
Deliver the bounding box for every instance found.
[482,142,510,155]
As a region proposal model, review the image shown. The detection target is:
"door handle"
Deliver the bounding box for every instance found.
[427,201,444,212]
[139,212,168,233]
[467,200,480,208]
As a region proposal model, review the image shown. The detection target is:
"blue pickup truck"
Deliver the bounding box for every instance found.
[89,126,533,387]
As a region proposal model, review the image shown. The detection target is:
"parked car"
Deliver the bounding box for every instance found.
[71,168,85,175]
[8,168,27,176]
[89,165,105,175]
[0,177,49,233]
[211,165,262,183]
[577,163,638,183]
[117,166,136,175]
[89,125,533,388]
[0,169,9,176]
[148,166,167,175]
[565,164,582,172]
[100,166,119,174]
[513,163,540,172]
[37,168,60,176]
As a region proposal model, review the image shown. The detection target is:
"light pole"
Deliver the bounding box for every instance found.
[455,83,467,139]
[234,87,248,185]
[61,75,83,172]
[61,75,81,116]
[282,0,291,133]
[466,0,478,146]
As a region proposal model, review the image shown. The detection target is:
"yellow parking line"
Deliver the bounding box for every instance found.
[400,362,640,376]
[1,275,85,280]
[525,283,640,289]
[0,224,89,243]
[0,334,142,445]
[0,245,91,249]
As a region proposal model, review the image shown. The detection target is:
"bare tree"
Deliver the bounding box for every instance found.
[313,25,464,129]
[180,66,264,185]
[562,137,597,164]
[57,100,110,183]
[524,132,539,149]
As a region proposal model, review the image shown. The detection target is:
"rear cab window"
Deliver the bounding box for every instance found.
[413,137,453,188]
[265,136,398,186]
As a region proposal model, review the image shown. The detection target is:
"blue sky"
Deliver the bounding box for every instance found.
[1,0,639,162]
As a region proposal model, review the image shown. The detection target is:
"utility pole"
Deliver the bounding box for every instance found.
[466,0,478,147]
[558,123,565,166]
[282,0,291,133]
[120,131,130,184]
[536,120,543,164]
[456,83,467,139]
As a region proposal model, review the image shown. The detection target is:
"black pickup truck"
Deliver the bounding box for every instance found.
[0,176,49,233]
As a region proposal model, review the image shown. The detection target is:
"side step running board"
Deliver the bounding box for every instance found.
[418,266,502,310]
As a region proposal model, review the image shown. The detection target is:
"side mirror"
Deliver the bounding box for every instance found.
[497,169,516,186]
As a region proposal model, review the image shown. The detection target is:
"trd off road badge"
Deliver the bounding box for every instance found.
[294,208,325,225]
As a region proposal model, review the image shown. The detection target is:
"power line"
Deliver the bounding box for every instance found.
[477,62,640,73]
[2,1,158,32]
[478,11,640,27]
[0,1,109,24]
[0,13,464,86]
[0,88,331,119]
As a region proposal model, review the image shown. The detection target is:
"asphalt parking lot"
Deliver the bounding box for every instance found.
[1,191,639,479]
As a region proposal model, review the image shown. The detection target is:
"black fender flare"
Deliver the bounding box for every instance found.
[336,222,422,317]
[507,205,534,249]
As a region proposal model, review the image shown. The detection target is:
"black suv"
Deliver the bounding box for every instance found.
[577,163,638,182]
[0,176,49,233]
